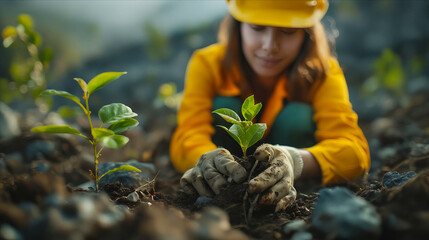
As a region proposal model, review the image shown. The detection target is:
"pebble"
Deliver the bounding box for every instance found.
[283,219,307,234]
[25,141,56,161]
[0,224,23,240]
[312,187,381,239]
[127,191,140,202]
[382,171,417,188]
[98,160,156,189]
[291,231,312,240]
[194,196,213,209]
[0,101,21,140]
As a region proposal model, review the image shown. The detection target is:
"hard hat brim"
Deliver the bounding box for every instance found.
[227,0,329,28]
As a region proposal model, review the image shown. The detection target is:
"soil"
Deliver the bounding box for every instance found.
[1,93,429,239]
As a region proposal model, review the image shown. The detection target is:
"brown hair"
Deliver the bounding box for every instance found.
[218,15,331,103]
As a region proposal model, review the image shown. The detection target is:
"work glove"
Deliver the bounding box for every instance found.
[180,148,247,197]
[249,143,304,212]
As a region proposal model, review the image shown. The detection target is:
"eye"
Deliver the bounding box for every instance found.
[249,24,265,31]
[280,28,298,35]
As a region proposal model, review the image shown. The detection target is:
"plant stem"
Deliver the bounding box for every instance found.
[242,146,247,159]
[84,95,99,192]
[93,143,99,192]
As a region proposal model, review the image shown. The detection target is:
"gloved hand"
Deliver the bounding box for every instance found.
[180,148,247,197]
[249,143,304,212]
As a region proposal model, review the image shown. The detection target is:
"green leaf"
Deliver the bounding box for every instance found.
[74,78,87,94]
[242,95,254,120]
[98,103,137,124]
[92,128,115,141]
[41,89,81,106]
[28,32,41,47]
[40,47,53,66]
[242,95,261,121]
[2,26,17,39]
[218,125,242,146]
[108,118,139,133]
[245,123,267,148]
[31,125,85,137]
[212,108,241,124]
[99,135,129,149]
[87,72,126,95]
[17,14,33,32]
[230,124,246,145]
[243,103,262,122]
[98,164,141,182]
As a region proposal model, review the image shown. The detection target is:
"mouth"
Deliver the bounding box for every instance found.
[256,56,281,66]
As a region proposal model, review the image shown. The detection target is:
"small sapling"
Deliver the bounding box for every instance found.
[31,72,141,192]
[212,95,267,159]
[212,95,268,222]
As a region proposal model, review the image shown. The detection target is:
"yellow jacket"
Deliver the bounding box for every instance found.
[170,43,370,185]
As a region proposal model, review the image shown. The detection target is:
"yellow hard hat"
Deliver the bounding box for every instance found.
[226,0,329,28]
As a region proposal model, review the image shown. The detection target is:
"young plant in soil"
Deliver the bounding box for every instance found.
[212,95,267,222]
[31,72,141,192]
[212,95,267,159]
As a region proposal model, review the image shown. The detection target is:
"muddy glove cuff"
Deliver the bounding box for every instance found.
[275,145,304,179]
[250,144,304,212]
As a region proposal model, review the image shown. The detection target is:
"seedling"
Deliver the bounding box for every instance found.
[212,95,267,159]
[31,72,141,192]
[213,95,267,223]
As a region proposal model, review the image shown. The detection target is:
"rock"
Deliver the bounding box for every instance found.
[195,207,248,240]
[31,160,51,173]
[8,172,68,203]
[126,191,140,202]
[410,143,429,157]
[98,160,156,189]
[291,231,312,240]
[312,187,381,239]
[0,224,23,240]
[0,102,21,140]
[194,196,213,210]
[74,181,96,191]
[25,140,57,161]
[43,194,64,208]
[382,171,417,188]
[283,219,307,234]
[24,192,130,240]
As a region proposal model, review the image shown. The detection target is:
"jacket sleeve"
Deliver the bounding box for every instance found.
[169,50,218,173]
[305,58,370,184]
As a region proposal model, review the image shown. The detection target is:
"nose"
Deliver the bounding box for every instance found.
[262,29,279,52]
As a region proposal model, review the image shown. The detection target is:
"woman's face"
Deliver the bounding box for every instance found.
[240,22,305,82]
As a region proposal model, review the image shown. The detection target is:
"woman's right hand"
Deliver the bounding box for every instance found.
[180,148,247,197]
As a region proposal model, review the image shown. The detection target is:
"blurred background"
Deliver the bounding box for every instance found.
[1,0,428,142]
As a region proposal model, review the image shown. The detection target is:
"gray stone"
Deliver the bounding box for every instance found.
[410,143,429,157]
[32,160,51,173]
[382,171,417,188]
[74,181,96,191]
[126,191,140,202]
[291,231,312,240]
[98,160,156,189]
[312,187,381,239]
[25,141,56,161]
[0,102,21,140]
[283,219,307,234]
[194,196,213,210]
[0,224,23,240]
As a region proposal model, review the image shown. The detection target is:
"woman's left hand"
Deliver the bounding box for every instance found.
[249,144,304,212]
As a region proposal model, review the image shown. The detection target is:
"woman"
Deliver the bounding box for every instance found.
[170,0,370,211]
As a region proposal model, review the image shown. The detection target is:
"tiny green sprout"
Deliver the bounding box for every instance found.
[212,95,267,158]
[31,72,141,192]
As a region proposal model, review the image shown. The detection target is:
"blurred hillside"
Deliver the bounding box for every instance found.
[1,0,428,125]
